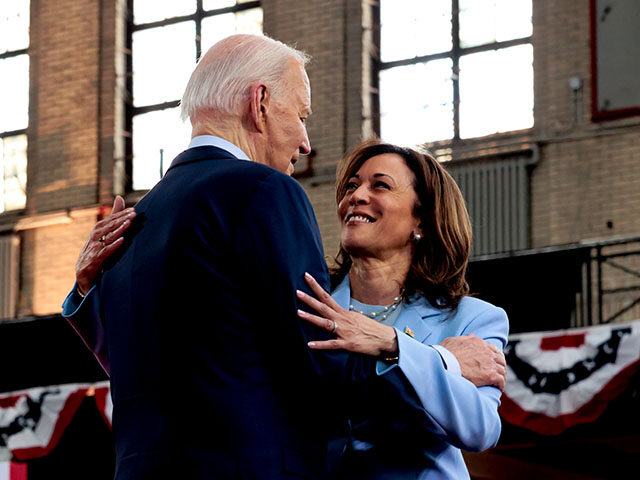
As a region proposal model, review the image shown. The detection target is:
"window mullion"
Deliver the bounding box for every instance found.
[0,129,27,140]
[379,50,454,71]
[125,0,135,192]
[0,49,28,61]
[196,0,203,61]
[452,0,461,141]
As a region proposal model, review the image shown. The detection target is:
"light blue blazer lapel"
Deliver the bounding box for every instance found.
[331,275,351,309]
[395,297,444,344]
[331,275,444,345]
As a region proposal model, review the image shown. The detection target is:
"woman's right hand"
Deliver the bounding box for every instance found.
[76,196,136,295]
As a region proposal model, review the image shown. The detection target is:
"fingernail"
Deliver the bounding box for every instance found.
[308,342,316,347]
[296,289,304,297]
[304,272,312,279]
[297,309,306,316]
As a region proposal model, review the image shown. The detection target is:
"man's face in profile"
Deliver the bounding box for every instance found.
[263,60,312,175]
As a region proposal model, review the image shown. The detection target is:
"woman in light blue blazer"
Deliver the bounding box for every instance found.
[64,139,507,479]
[295,140,509,479]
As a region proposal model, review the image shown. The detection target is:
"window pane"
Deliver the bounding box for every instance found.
[0,55,29,132]
[459,0,532,48]
[203,0,237,9]
[201,8,263,52]
[459,44,533,139]
[236,8,263,35]
[133,0,196,24]
[132,108,192,190]
[380,59,454,145]
[0,1,30,53]
[0,135,27,212]
[381,0,452,62]
[133,22,196,107]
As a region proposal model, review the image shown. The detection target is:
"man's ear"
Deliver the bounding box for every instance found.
[249,83,269,133]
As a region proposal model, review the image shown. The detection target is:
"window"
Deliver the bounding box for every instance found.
[591,0,640,121]
[378,0,533,146]
[0,2,29,213]
[127,0,263,191]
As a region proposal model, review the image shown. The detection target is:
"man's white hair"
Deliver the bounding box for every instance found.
[180,34,310,121]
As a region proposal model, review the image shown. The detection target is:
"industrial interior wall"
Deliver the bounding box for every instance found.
[6,0,640,319]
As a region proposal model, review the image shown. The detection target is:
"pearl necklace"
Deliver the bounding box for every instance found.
[349,296,402,322]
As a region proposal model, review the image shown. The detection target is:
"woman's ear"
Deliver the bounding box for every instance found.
[249,83,269,133]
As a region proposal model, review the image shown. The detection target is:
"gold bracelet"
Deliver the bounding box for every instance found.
[76,285,86,299]
[382,355,399,362]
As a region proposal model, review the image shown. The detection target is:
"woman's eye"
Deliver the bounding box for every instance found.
[345,182,358,191]
[374,181,391,190]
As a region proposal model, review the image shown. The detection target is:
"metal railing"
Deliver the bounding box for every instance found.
[468,235,640,333]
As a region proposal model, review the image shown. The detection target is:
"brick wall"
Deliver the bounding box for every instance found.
[10,0,121,316]
[264,0,369,256]
[531,0,640,247]
[4,0,640,318]
[18,213,98,316]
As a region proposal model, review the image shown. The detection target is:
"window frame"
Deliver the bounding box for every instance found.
[1,4,29,214]
[374,0,533,143]
[124,0,262,193]
[589,0,640,122]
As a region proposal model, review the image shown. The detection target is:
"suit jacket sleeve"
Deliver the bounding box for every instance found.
[378,303,509,452]
[62,282,111,374]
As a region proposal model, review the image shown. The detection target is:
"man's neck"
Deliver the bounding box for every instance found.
[348,254,412,305]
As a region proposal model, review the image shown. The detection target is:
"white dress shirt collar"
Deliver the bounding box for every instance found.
[187,135,251,161]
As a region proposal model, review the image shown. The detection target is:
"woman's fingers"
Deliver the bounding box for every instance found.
[297,309,335,332]
[95,208,135,238]
[93,211,135,246]
[98,236,125,258]
[102,219,132,246]
[307,339,345,350]
[76,200,135,292]
[112,195,126,214]
[303,272,342,311]
[296,289,336,318]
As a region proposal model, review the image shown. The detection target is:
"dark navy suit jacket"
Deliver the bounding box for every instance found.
[87,146,423,480]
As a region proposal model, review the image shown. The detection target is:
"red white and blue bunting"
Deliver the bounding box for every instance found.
[2,320,639,462]
[0,462,27,480]
[500,319,640,435]
[0,381,111,461]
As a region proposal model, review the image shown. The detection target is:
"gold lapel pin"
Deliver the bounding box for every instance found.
[404,326,415,338]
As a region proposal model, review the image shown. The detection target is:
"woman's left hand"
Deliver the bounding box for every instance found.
[296,272,398,357]
[76,196,136,295]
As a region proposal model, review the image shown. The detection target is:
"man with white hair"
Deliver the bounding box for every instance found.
[63,34,421,480]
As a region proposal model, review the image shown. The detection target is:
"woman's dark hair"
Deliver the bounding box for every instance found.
[330,139,472,311]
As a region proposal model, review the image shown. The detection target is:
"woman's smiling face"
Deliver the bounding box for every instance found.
[337,153,422,260]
